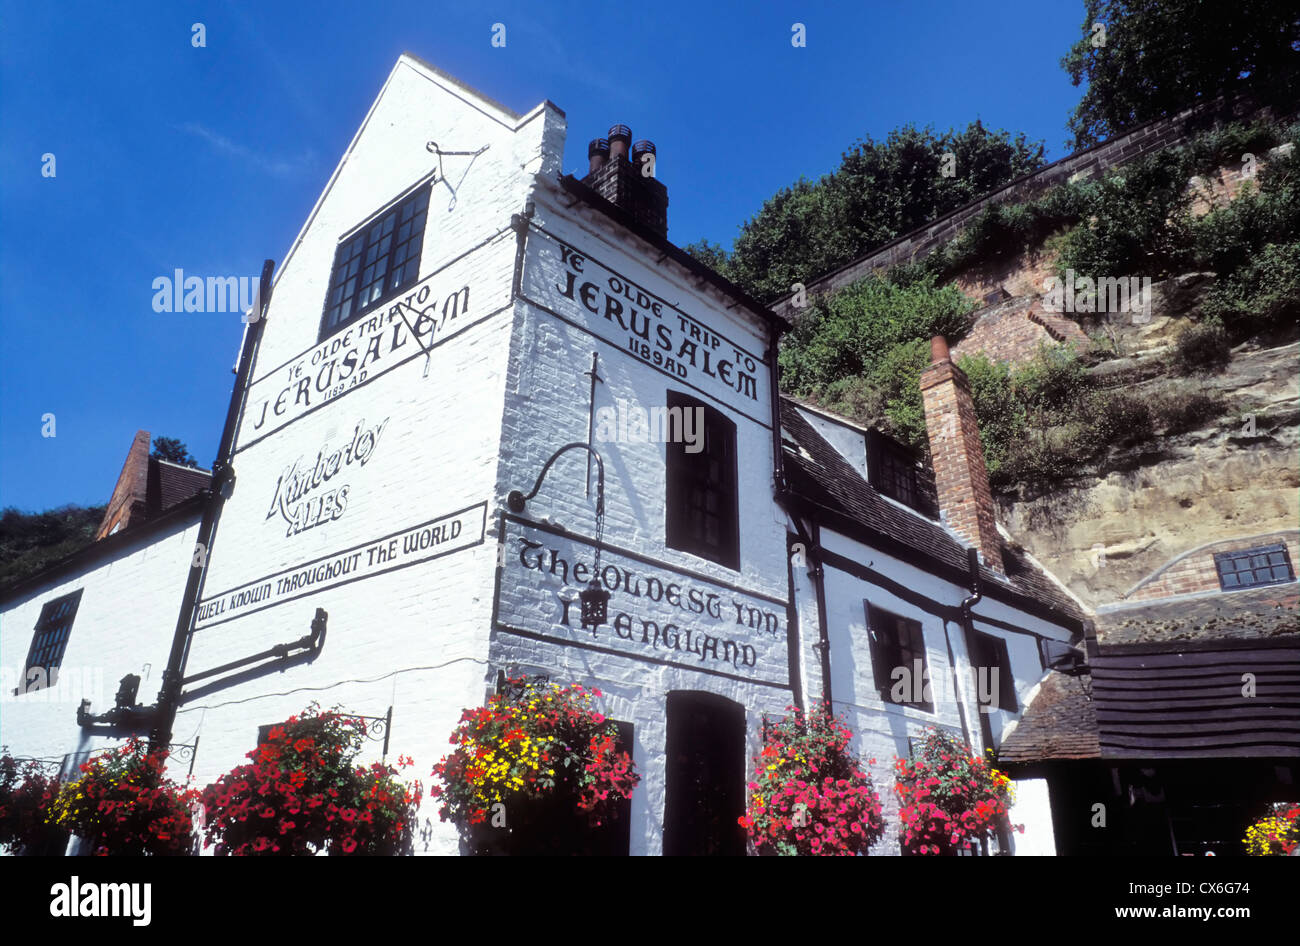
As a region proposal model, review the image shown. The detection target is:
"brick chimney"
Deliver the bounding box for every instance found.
[919,336,1003,573]
[580,123,669,237]
[96,430,152,539]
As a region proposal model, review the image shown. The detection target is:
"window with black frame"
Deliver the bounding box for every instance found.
[18,589,83,694]
[665,391,739,570]
[866,429,936,517]
[865,602,933,711]
[968,630,1018,714]
[1213,544,1295,590]
[319,185,430,341]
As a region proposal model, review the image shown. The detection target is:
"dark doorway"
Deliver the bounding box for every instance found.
[663,691,747,856]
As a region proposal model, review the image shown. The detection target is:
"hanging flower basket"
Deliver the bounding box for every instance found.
[893,727,1021,855]
[1243,802,1299,855]
[201,703,421,856]
[0,752,65,855]
[431,675,639,855]
[45,738,198,856]
[739,704,885,856]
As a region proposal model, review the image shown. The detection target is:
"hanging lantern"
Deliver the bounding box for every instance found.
[579,578,610,630]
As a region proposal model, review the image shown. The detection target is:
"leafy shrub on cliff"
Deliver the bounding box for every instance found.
[1185,118,1286,178]
[958,355,1026,482]
[816,340,933,451]
[1053,150,1199,280]
[1148,385,1229,434]
[1173,318,1232,374]
[1200,241,1300,341]
[778,273,974,396]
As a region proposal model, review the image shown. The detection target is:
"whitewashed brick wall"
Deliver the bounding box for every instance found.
[0,517,201,764]
[1,54,1077,858]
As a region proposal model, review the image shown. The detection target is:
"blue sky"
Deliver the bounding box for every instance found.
[0,0,1087,512]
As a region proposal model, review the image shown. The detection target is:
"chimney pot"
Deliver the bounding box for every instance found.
[930,335,950,364]
[608,123,633,162]
[588,137,609,174]
[583,124,668,238]
[631,140,656,177]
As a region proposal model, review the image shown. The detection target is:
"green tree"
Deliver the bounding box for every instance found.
[150,436,199,468]
[693,123,1045,302]
[1061,0,1300,150]
[0,505,106,588]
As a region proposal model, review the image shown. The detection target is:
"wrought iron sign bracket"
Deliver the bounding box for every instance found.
[507,443,611,629]
[425,141,491,211]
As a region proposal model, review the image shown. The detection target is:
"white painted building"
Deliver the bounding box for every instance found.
[0,53,1089,855]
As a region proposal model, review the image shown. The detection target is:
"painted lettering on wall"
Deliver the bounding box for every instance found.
[494,517,789,687]
[239,268,474,444]
[265,417,389,537]
[526,236,767,406]
[195,502,487,631]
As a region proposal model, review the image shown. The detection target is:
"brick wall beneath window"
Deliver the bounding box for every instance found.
[1125,531,1300,601]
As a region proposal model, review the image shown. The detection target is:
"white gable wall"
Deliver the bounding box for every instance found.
[169,60,564,854]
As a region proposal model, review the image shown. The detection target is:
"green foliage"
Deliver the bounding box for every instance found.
[682,239,733,280]
[1060,0,1300,150]
[1201,241,1300,340]
[711,122,1045,301]
[1184,118,1285,178]
[930,187,1090,281]
[779,273,975,396]
[1053,149,1198,279]
[150,436,199,468]
[1192,144,1300,278]
[0,505,106,589]
[958,355,1025,481]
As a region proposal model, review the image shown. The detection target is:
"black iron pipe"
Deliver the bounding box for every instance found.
[150,260,275,750]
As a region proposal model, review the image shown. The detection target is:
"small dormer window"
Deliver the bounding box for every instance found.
[867,430,936,517]
[319,185,430,341]
[1214,544,1294,590]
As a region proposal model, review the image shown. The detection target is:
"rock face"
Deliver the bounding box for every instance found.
[999,340,1300,608]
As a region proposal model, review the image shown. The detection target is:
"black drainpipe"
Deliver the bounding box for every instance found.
[808,522,832,706]
[150,260,275,750]
[767,331,833,706]
[953,547,982,752]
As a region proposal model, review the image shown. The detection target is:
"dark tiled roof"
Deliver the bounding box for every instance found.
[998,671,1100,762]
[779,399,1087,628]
[148,459,211,515]
[1096,584,1300,645]
[1091,638,1300,758]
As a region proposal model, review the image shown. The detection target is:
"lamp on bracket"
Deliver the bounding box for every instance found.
[507,442,610,630]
